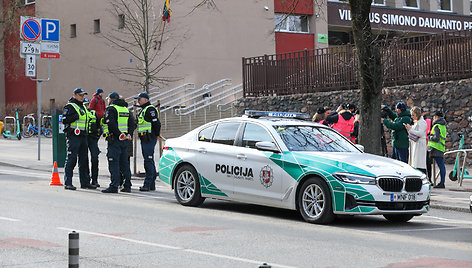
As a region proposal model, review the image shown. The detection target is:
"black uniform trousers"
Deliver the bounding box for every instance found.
[64,135,90,187]
[107,139,132,189]
[87,136,101,181]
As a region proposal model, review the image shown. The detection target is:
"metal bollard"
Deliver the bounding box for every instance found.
[69,231,79,268]
[259,263,271,268]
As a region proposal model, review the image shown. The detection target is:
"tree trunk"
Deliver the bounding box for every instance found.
[349,0,383,155]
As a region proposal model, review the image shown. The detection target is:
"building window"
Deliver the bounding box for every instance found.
[403,0,419,8]
[437,0,452,11]
[70,24,77,38]
[118,14,125,29]
[275,14,309,33]
[470,0,472,13]
[21,0,35,5]
[94,19,100,34]
[372,0,385,5]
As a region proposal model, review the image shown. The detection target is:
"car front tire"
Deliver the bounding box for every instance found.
[297,177,335,224]
[174,164,205,207]
[383,214,414,222]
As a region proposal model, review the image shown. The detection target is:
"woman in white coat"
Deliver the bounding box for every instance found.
[404,106,428,176]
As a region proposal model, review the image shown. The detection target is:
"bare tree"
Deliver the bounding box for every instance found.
[348,0,382,155]
[0,0,26,43]
[104,0,179,93]
[1,1,36,81]
[192,0,384,154]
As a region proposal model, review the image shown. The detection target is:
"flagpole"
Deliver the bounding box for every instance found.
[158,21,166,50]
[156,19,164,50]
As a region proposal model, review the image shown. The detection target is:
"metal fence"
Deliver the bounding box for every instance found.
[242,30,472,97]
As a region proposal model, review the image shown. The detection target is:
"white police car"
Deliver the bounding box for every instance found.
[159,111,430,224]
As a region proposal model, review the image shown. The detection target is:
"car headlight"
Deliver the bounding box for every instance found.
[334,173,376,185]
[421,174,430,185]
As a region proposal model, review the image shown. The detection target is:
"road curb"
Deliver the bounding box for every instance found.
[430,203,470,213]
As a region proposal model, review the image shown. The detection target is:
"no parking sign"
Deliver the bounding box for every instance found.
[21,17,41,41]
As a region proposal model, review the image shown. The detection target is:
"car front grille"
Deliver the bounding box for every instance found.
[378,177,403,192]
[405,177,423,192]
[378,176,423,192]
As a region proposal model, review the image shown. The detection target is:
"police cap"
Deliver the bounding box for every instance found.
[73,88,87,95]
[108,92,120,100]
[134,92,150,100]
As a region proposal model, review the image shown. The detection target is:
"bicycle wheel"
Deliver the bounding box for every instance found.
[21,128,34,138]
[42,128,53,138]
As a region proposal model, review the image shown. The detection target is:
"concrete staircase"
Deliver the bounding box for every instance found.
[160,105,235,139]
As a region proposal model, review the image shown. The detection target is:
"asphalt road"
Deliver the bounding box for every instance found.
[0,166,471,268]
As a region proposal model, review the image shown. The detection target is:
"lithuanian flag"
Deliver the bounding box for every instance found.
[162,0,172,22]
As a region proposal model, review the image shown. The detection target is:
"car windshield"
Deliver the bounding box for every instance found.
[274,125,360,152]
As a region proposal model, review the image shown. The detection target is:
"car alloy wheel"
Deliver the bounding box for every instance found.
[174,164,205,207]
[298,177,335,224]
[176,170,195,202]
[302,184,325,218]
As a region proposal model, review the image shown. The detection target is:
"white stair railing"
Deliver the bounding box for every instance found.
[161,79,231,113]
[175,83,243,130]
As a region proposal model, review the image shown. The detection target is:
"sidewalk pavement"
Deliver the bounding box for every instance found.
[0,137,149,185]
[0,137,471,213]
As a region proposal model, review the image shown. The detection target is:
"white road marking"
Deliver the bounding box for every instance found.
[382,226,471,233]
[0,168,49,178]
[57,227,297,268]
[0,216,21,222]
[420,215,472,226]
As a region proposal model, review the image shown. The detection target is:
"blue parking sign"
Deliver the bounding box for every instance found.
[41,19,60,42]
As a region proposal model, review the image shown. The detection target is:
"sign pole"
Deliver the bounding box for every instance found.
[37,81,41,160]
[31,59,51,160]
[20,16,59,160]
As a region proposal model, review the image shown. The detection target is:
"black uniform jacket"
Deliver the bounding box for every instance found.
[138,101,161,138]
[104,99,136,140]
[62,97,87,137]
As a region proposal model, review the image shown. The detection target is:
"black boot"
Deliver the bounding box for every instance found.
[91,179,100,188]
[81,184,98,189]
[139,186,150,192]
[101,187,118,193]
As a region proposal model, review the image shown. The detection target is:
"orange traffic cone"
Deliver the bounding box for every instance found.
[50,161,63,186]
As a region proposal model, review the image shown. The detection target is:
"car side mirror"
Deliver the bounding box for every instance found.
[355,144,364,152]
[255,141,280,153]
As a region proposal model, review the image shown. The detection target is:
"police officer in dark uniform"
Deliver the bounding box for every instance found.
[102,92,136,193]
[84,98,103,187]
[62,88,97,190]
[135,92,161,191]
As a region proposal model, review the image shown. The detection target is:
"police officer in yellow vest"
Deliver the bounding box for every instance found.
[428,110,447,188]
[62,88,97,190]
[84,98,103,187]
[135,92,161,191]
[101,92,136,193]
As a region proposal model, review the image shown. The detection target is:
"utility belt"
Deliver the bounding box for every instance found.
[139,132,154,142]
[105,132,129,142]
[66,127,87,137]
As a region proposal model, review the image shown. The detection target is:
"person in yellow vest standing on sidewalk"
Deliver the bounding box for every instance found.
[62,88,97,190]
[135,92,161,191]
[101,92,136,193]
[428,110,447,189]
[84,98,103,187]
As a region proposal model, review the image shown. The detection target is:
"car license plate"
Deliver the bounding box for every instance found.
[391,193,416,201]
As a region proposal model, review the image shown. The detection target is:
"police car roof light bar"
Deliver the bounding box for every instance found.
[245,110,310,120]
